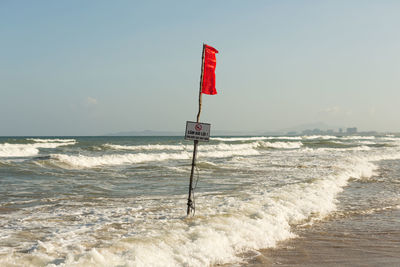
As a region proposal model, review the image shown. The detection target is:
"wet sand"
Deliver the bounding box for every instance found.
[250,209,400,266]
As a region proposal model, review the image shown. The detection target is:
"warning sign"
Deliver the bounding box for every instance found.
[185,121,211,142]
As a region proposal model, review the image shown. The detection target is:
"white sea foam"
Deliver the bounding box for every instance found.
[105,141,302,153]
[350,145,372,151]
[55,141,305,168]
[211,136,306,142]
[52,152,190,168]
[5,149,391,267]
[302,135,338,140]
[53,147,260,168]
[319,145,373,152]
[27,138,76,143]
[339,136,375,140]
[0,140,76,158]
[105,143,185,151]
[356,140,376,145]
[211,137,269,142]
[381,137,400,141]
[0,144,39,157]
[269,136,303,140]
[259,141,303,149]
[2,136,400,266]
[200,142,260,151]
[105,142,259,152]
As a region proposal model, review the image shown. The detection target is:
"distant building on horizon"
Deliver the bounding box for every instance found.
[346,127,357,134]
[299,126,361,136]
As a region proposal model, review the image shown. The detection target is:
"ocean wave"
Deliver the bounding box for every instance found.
[104,143,186,151]
[356,140,376,145]
[299,143,375,153]
[269,136,303,140]
[52,141,306,168]
[0,144,39,157]
[0,140,76,158]
[352,145,372,151]
[104,142,258,152]
[28,149,393,267]
[381,137,400,141]
[27,138,76,143]
[302,135,338,140]
[105,141,302,153]
[3,139,400,266]
[210,137,270,142]
[52,148,260,168]
[335,204,400,218]
[52,152,190,168]
[365,151,400,162]
[212,136,308,142]
[259,141,303,149]
[339,136,375,140]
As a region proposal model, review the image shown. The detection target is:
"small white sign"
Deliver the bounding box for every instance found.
[185,121,211,142]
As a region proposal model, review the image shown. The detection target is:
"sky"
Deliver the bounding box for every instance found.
[1,0,400,135]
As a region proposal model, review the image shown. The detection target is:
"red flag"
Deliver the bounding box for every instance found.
[201,44,218,95]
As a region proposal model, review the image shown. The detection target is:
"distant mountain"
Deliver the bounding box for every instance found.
[212,130,263,136]
[278,122,343,133]
[105,122,347,137]
[105,130,182,136]
[105,130,267,137]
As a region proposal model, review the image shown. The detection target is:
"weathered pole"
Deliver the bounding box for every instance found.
[187,44,206,216]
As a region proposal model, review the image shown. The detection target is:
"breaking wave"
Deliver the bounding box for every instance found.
[302,135,338,140]
[0,144,39,157]
[104,143,185,151]
[52,148,260,168]
[339,136,375,140]
[105,141,302,152]
[212,136,307,142]
[55,141,307,168]
[52,152,191,168]
[27,150,399,267]
[259,141,303,149]
[0,139,76,158]
[211,137,269,142]
[27,138,76,143]
[2,135,400,266]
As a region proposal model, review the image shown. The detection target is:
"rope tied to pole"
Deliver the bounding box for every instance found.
[187,163,200,216]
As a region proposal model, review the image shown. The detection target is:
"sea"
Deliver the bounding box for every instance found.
[0,135,400,266]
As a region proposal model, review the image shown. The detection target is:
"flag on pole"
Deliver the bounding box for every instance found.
[201,44,219,95]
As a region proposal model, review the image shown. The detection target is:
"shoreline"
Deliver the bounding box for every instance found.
[248,206,400,266]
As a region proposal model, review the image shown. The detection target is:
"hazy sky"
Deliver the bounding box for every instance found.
[1,1,400,135]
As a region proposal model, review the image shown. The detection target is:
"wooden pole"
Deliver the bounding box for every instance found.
[197,43,206,123]
[186,139,198,215]
[187,44,205,216]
